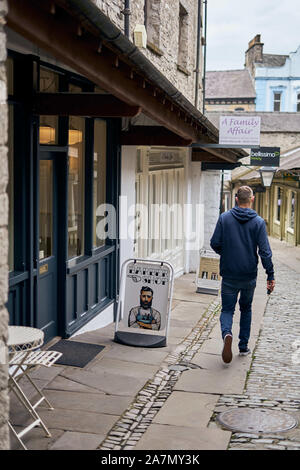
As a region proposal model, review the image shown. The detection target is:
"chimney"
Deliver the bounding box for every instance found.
[245,34,264,77]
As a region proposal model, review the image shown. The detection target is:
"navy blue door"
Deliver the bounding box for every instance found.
[37,152,58,342]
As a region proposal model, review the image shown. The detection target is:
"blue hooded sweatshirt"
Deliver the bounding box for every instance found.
[210,206,274,281]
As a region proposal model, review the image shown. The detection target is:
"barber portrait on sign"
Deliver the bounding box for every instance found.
[128,286,161,330]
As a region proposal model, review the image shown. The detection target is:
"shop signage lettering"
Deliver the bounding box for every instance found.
[250,147,280,166]
[219,116,261,146]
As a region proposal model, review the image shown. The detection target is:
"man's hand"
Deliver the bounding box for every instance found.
[267,280,275,294]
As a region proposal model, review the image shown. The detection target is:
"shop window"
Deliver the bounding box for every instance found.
[289,191,296,231]
[275,187,282,222]
[93,119,107,247]
[297,93,300,112]
[68,115,85,258]
[178,3,189,70]
[39,160,53,260]
[8,105,14,271]
[273,92,281,112]
[39,67,59,145]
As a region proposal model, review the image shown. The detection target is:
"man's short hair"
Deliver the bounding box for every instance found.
[236,186,253,204]
[140,286,153,295]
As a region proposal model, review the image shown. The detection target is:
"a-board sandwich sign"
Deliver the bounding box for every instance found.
[219,116,261,147]
[114,259,174,348]
[196,249,220,295]
[250,147,280,167]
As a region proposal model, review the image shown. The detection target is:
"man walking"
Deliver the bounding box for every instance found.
[210,186,275,364]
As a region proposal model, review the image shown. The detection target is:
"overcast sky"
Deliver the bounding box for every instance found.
[206,0,300,71]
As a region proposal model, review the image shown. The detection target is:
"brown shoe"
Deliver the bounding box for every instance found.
[222,334,233,364]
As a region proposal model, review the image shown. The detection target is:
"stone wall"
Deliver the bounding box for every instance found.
[0,0,9,451]
[92,0,201,108]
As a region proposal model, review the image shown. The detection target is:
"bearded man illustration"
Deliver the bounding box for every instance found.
[128,286,161,330]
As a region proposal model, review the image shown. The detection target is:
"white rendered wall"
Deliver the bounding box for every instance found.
[200,170,221,249]
[184,153,204,273]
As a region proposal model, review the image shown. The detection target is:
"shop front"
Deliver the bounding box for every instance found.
[7,46,120,342]
[5,0,243,344]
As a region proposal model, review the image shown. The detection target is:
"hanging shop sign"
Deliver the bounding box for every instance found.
[196,249,220,296]
[114,259,174,348]
[250,147,280,167]
[219,116,261,147]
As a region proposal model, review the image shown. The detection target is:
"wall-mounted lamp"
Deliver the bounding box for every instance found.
[259,166,277,188]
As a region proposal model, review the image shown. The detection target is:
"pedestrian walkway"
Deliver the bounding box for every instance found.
[8,238,300,450]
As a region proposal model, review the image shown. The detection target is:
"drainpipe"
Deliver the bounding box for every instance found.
[194,0,202,109]
[122,0,131,38]
[202,0,208,114]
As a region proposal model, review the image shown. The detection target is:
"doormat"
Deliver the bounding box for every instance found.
[48,340,105,368]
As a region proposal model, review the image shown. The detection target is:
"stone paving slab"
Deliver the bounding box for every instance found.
[49,431,104,450]
[60,368,148,397]
[41,390,133,415]
[134,423,231,450]
[45,375,106,394]
[36,408,119,435]
[87,357,159,378]
[99,343,170,365]
[152,391,220,428]
[10,427,64,451]
[174,354,249,395]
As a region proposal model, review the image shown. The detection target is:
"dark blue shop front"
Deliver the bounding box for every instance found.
[7,50,120,343]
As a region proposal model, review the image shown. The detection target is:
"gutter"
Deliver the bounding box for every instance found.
[56,0,247,160]
[59,0,218,138]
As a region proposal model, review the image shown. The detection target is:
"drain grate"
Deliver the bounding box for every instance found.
[217,408,298,433]
[168,362,203,372]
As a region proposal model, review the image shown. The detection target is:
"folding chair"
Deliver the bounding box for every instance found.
[8,349,62,450]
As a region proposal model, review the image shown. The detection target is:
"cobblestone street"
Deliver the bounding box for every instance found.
[8,239,300,450]
[213,246,300,450]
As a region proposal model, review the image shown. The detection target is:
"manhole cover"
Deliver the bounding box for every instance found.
[217,408,298,433]
[168,362,202,372]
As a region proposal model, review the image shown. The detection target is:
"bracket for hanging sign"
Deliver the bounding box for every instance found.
[114,258,174,348]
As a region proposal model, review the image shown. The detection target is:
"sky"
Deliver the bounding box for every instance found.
[206,0,300,71]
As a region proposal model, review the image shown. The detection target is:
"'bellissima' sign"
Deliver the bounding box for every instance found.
[219,116,261,146]
[250,147,280,166]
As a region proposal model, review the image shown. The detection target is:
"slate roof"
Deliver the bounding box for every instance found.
[258,54,289,68]
[205,69,256,100]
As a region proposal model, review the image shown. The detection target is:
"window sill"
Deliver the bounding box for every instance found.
[177,64,191,77]
[287,227,295,235]
[146,41,164,57]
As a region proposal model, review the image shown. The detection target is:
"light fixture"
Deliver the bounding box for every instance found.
[259,166,277,188]
[39,125,55,144]
[68,127,83,146]
[133,24,147,48]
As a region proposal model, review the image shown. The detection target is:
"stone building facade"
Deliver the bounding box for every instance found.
[0,0,9,451]
[92,0,201,108]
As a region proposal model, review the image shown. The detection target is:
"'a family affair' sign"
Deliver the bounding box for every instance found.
[219,116,261,146]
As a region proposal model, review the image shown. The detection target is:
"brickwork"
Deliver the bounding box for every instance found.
[0,0,9,451]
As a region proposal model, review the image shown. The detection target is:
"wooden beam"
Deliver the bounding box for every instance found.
[192,150,229,163]
[6,0,200,142]
[121,126,192,146]
[32,92,142,117]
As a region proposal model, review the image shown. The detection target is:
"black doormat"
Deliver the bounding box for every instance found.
[48,339,105,368]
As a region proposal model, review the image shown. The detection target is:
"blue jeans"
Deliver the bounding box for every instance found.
[220,278,257,351]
